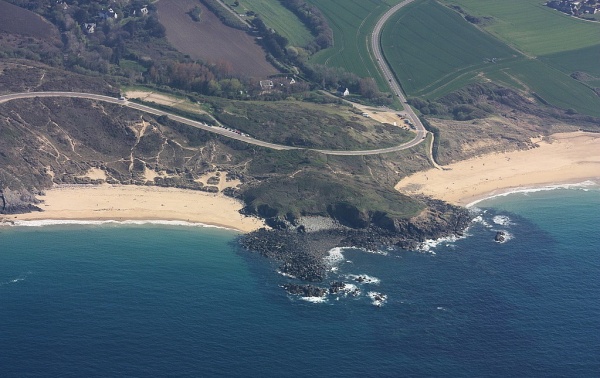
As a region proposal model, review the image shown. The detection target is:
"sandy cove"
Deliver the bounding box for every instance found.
[6,185,264,232]
[396,131,600,206]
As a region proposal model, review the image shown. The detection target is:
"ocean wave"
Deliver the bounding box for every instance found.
[466,180,599,208]
[419,233,465,253]
[471,215,492,228]
[324,247,346,267]
[347,274,380,285]
[3,219,232,230]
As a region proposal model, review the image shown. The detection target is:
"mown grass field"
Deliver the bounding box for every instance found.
[379,0,600,116]
[227,0,313,47]
[441,0,600,56]
[307,0,403,88]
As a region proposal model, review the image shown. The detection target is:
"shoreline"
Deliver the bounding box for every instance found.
[1,184,264,233]
[463,179,599,208]
[396,131,600,206]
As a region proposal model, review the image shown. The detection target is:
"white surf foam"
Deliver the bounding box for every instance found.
[419,233,464,253]
[492,215,513,226]
[367,291,388,307]
[347,274,381,285]
[466,180,599,208]
[300,296,328,303]
[358,248,389,256]
[472,215,492,228]
[276,270,296,279]
[324,247,346,267]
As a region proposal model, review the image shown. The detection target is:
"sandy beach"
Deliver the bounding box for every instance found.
[4,185,264,232]
[396,131,600,206]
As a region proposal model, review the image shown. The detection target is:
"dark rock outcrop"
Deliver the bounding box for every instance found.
[283,284,327,297]
[495,231,507,243]
[241,199,473,283]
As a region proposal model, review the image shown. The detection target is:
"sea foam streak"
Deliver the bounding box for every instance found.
[4,219,232,230]
[466,180,599,208]
[0,272,31,286]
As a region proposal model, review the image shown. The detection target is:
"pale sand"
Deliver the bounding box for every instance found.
[8,185,264,232]
[395,132,600,206]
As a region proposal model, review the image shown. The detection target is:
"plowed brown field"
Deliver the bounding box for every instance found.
[0,0,60,42]
[156,0,277,78]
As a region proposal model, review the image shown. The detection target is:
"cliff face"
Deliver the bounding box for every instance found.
[0,188,43,214]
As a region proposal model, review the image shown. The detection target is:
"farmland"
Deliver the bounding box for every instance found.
[440,0,600,56]
[381,0,516,96]
[307,0,403,89]
[156,0,277,78]
[379,0,600,116]
[0,0,60,43]
[225,0,313,47]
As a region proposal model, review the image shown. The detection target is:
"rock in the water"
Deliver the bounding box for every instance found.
[283,284,327,297]
[495,231,506,243]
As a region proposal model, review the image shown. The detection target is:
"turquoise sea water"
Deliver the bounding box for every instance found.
[1,186,599,377]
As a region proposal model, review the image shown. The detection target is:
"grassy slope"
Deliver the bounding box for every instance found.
[307,0,403,89]
[380,0,600,116]
[228,0,313,47]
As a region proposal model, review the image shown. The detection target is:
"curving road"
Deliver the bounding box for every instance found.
[371,0,442,168]
[0,91,427,156]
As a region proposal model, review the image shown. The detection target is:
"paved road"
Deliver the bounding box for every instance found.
[0,91,427,156]
[371,0,442,168]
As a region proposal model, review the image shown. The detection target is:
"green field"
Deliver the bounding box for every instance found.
[441,0,600,56]
[381,0,517,96]
[307,0,403,88]
[226,0,313,47]
[379,0,600,116]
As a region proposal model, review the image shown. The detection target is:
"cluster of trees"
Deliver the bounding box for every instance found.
[146,61,251,98]
[251,18,289,61]
[279,0,333,53]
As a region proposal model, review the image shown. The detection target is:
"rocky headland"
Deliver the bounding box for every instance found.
[240,198,473,294]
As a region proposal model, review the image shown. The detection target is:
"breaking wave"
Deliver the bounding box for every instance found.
[3,219,232,230]
[466,180,599,208]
